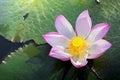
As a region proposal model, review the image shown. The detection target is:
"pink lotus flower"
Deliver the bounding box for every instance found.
[43,10,112,68]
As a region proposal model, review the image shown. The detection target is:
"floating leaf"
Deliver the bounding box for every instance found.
[0,44,98,80]
[0,0,94,43]
[89,0,120,79]
[0,44,62,80]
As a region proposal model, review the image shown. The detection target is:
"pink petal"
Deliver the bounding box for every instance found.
[75,10,92,38]
[43,32,69,47]
[55,15,75,39]
[70,54,88,68]
[87,39,112,59]
[49,47,71,61]
[87,23,110,42]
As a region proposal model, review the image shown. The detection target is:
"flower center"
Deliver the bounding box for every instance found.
[68,36,87,56]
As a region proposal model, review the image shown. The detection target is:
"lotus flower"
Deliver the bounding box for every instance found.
[43,10,112,68]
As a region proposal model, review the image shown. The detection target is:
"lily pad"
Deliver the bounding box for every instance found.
[0,44,98,80]
[89,0,120,79]
[0,0,94,44]
[0,44,62,80]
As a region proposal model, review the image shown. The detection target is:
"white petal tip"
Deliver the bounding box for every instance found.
[84,9,89,13]
[104,23,110,29]
[55,15,65,23]
[73,62,87,68]
[49,49,70,61]
[81,9,89,17]
[70,59,88,68]
[49,53,69,61]
[56,14,64,19]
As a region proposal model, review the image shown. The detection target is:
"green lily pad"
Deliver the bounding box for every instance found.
[89,0,120,79]
[0,0,94,44]
[0,44,62,80]
[0,44,98,80]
